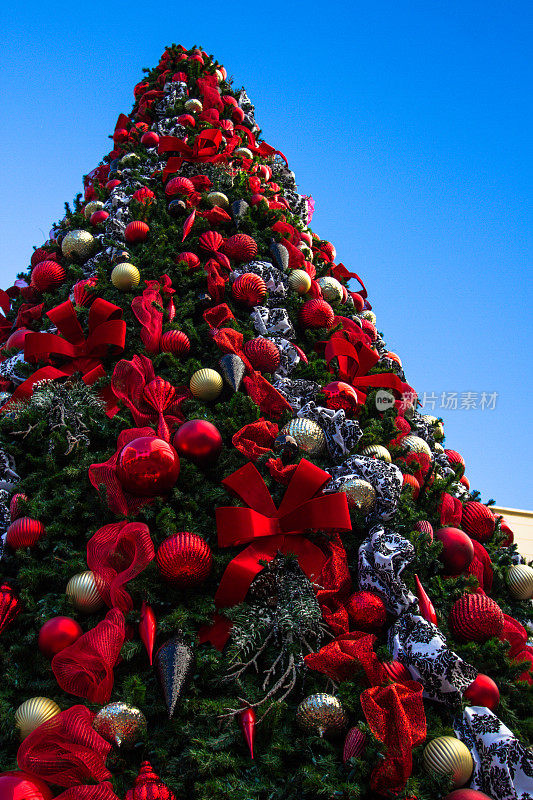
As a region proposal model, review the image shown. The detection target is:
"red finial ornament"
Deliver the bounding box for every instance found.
[414,574,437,625]
[239,707,256,759]
[125,761,176,800]
[139,601,157,665]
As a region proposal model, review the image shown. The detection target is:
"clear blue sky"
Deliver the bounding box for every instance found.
[0,2,531,508]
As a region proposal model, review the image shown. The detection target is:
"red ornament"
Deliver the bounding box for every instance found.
[464,673,500,710]
[6,328,30,351]
[31,260,66,292]
[173,419,222,465]
[242,337,281,372]
[72,278,97,307]
[9,493,27,521]
[414,520,433,541]
[125,761,176,800]
[435,527,474,575]
[414,575,437,625]
[343,727,367,764]
[402,473,420,499]
[106,179,121,192]
[444,449,465,477]
[444,791,495,800]
[38,616,83,658]
[0,584,21,635]
[125,221,149,243]
[31,248,57,267]
[116,436,180,497]
[175,251,200,269]
[222,233,258,262]
[139,601,157,666]
[0,771,53,800]
[351,293,365,312]
[346,591,387,631]
[321,381,359,414]
[160,330,190,356]
[239,707,256,759]
[299,298,335,329]
[114,127,129,143]
[132,187,156,204]
[199,230,224,253]
[90,210,109,226]
[460,475,470,490]
[449,594,504,642]
[177,113,195,127]
[232,273,267,306]
[165,176,195,197]
[156,532,212,588]
[361,319,377,341]
[141,131,160,147]
[6,517,45,549]
[381,660,411,683]
[461,502,496,543]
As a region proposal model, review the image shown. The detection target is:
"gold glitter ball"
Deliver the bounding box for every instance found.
[84,201,105,219]
[111,262,141,291]
[120,152,140,166]
[296,693,347,737]
[93,701,147,748]
[360,444,392,463]
[362,310,376,324]
[507,564,533,600]
[15,697,60,739]
[341,478,376,512]
[299,244,313,261]
[206,191,229,208]
[317,276,343,303]
[401,435,432,458]
[184,98,203,114]
[423,736,473,788]
[189,368,223,401]
[234,147,253,160]
[66,570,104,613]
[61,229,96,262]
[288,269,312,294]
[434,442,445,454]
[281,418,326,456]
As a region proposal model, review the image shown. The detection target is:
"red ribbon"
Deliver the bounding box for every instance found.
[160,129,239,179]
[131,279,166,354]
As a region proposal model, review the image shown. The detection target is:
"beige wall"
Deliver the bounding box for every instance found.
[492,506,533,562]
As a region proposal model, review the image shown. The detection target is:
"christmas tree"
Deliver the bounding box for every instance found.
[0,43,531,800]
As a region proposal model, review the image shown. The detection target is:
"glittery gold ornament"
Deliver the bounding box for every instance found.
[84,200,105,219]
[507,564,533,600]
[296,693,347,737]
[362,310,376,324]
[189,368,223,401]
[234,147,253,160]
[281,418,326,456]
[434,442,445,454]
[215,69,224,84]
[120,152,140,166]
[288,269,312,294]
[340,478,376,512]
[299,244,313,261]
[423,736,473,787]
[317,276,343,303]
[66,570,104,613]
[422,414,444,441]
[61,230,95,262]
[93,702,147,748]
[111,263,141,290]
[15,697,60,739]
[206,191,229,208]
[184,98,203,113]
[360,444,391,462]
[401,435,432,458]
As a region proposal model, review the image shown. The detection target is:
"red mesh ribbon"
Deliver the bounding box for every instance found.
[111,355,188,440]
[438,492,463,526]
[197,74,224,112]
[89,427,161,516]
[360,681,426,794]
[500,613,533,683]
[232,418,279,461]
[204,258,228,302]
[305,631,383,684]
[466,540,494,592]
[52,608,125,703]
[315,534,353,636]
[15,301,44,329]
[17,705,112,788]
[55,783,121,800]
[203,303,235,330]
[159,129,239,179]
[266,458,298,486]
[87,521,155,612]
[131,280,165,354]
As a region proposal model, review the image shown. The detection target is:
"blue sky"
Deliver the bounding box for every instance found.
[0,2,531,508]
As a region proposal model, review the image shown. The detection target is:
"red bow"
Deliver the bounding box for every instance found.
[0,290,11,344]
[131,279,169,354]
[160,129,238,179]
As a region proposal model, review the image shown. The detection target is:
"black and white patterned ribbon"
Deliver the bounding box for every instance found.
[251,306,295,339]
[357,526,416,614]
[326,455,403,521]
[297,401,362,460]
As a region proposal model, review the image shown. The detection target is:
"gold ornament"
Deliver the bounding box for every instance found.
[317,276,343,303]
[362,310,376,324]
[422,414,444,441]
[66,570,104,613]
[61,230,95,262]
[507,564,533,600]
[288,269,312,294]
[111,263,140,291]
[234,147,253,160]
[360,444,392,463]
[184,98,203,114]
[206,191,229,208]
[423,736,473,787]
[296,693,347,737]
[434,442,445,454]
[215,69,224,84]
[340,478,376,512]
[281,418,326,456]
[120,152,140,166]
[93,701,147,748]
[84,200,105,219]
[401,435,432,458]
[299,244,313,261]
[15,697,60,739]
[189,368,223,401]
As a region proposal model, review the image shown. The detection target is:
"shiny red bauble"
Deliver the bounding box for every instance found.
[435,527,474,575]
[381,660,411,683]
[177,113,196,127]
[173,419,222,466]
[243,337,281,373]
[160,330,190,356]
[38,615,83,658]
[351,292,365,312]
[444,449,465,477]
[116,436,180,497]
[321,381,359,414]
[0,772,53,800]
[90,209,109,225]
[444,790,495,800]
[141,131,160,147]
[9,493,27,521]
[449,593,504,642]
[156,532,212,588]
[232,273,267,306]
[402,473,420,499]
[299,298,335,329]
[31,248,57,267]
[106,179,121,192]
[124,220,150,243]
[31,260,66,292]
[346,591,387,631]
[113,127,129,143]
[464,673,500,710]
[461,501,496,543]
[6,328,30,351]
[6,517,45,549]
[222,233,258,262]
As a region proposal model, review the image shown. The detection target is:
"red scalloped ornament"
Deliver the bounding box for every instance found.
[125,221,150,243]
[165,176,195,197]
[449,593,504,642]
[31,261,66,292]
[156,532,212,588]
[125,761,176,800]
[299,298,335,329]
[222,233,258,262]
[243,337,281,372]
[199,230,224,253]
[232,273,266,307]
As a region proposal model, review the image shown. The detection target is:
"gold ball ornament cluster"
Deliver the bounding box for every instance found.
[281,418,326,456]
[84,200,105,219]
[360,444,392,462]
[296,693,347,737]
[61,230,96,262]
[184,98,203,113]
[66,570,104,613]
[15,697,60,739]
[189,368,223,401]
[93,702,147,748]
[507,564,533,600]
[111,263,141,291]
[318,276,343,302]
[340,478,376,512]
[423,736,473,787]
[206,191,229,208]
[361,310,376,324]
[288,269,312,294]
[401,434,432,458]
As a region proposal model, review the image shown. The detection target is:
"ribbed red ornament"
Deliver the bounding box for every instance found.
[380,660,411,683]
[9,493,28,521]
[0,583,22,635]
[343,727,367,764]
[156,532,212,588]
[464,673,500,710]
[199,231,224,253]
[232,273,267,307]
[31,248,58,267]
[165,176,195,197]
[175,251,200,269]
[299,298,335,329]
[31,261,66,292]
[6,517,45,549]
[160,330,190,356]
[124,221,149,243]
[460,475,470,490]
[402,473,420,499]
[222,233,258,261]
[461,502,496,543]
[125,761,176,800]
[73,278,97,307]
[444,449,465,477]
[242,337,281,372]
[132,187,156,204]
[352,293,365,312]
[435,527,474,575]
[361,319,377,341]
[346,591,387,631]
[449,593,504,642]
[414,520,433,541]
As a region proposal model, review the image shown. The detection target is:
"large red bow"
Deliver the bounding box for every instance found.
[160,129,239,179]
